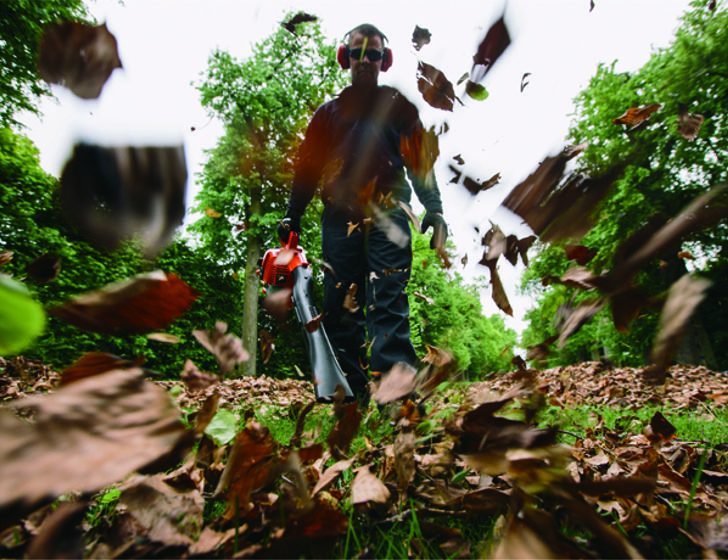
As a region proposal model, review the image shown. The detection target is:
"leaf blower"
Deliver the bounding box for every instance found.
[259,232,354,403]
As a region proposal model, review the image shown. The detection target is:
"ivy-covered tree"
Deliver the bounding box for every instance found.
[521,0,728,368]
[190,15,346,376]
[0,0,91,127]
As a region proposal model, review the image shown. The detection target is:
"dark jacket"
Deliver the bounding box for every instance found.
[287,85,443,221]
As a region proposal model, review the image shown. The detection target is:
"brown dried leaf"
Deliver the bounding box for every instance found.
[394,432,416,490]
[472,16,511,78]
[351,465,391,505]
[215,421,277,513]
[205,206,222,218]
[312,456,356,496]
[260,328,275,364]
[193,321,249,375]
[60,351,142,386]
[50,270,198,335]
[613,103,661,128]
[372,362,417,404]
[648,274,711,384]
[412,25,431,50]
[327,402,362,460]
[0,250,13,266]
[343,283,360,313]
[417,61,455,111]
[677,107,704,141]
[180,359,219,393]
[60,144,187,257]
[347,221,360,237]
[262,287,292,322]
[557,298,605,347]
[117,473,204,547]
[565,244,597,266]
[38,22,122,99]
[501,145,623,243]
[147,332,180,343]
[26,254,61,284]
[463,172,500,196]
[281,12,318,34]
[0,368,189,516]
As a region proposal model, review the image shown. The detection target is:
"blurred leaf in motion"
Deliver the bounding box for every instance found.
[37,21,122,99]
[49,270,198,335]
[60,144,187,257]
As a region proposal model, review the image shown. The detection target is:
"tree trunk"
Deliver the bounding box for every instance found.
[240,192,262,377]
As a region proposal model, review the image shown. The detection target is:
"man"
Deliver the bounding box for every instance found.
[278,23,447,403]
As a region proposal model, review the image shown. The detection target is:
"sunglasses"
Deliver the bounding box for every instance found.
[348,48,385,62]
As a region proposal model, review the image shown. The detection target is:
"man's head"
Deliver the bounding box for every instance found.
[339,23,391,87]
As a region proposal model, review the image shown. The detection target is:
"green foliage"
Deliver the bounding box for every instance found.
[190,17,345,268]
[409,228,517,378]
[0,0,91,127]
[522,0,728,368]
[1,127,242,375]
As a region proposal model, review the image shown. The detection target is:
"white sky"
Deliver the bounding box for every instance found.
[21,0,692,335]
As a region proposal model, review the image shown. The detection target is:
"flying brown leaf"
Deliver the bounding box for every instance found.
[205,207,222,218]
[678,251,695,260]
[147,332,181,343]
[613,103,661,128]
[116,472,205,547]
[501,146,623,243]
[180,359,219,393]
[677,106,704,141]
[643,411,677,443]
[343,283,360,313]
[481,258,513,316]
[647,274,711,384]
[60,144,187,257]
[260,328,275,363]
[557,298,605,346]
[214,421,278,515]
[193,321,249,375]
[347,221,360,237]
[372,362,418,404]
[351,465,391,505]
[400,123,440,183]
[520,72,531,92]
[412,25,432,50]
[50,271,198,335]
[394,431,417,490]
[0,368,189,518]
[0,250,13,266]
[565,244,597,265]
[472,16,511,79]
[312,456,357,496]
[463,172,500,196]
[38,22,122,99]
[281,11,318,34]
[417,61,455,111]
[261,287,292,322]
[326,402,362,460]
[60,351,143,386]
[26,253,61,284]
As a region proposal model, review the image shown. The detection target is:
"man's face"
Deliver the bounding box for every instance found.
[349,32,383,87]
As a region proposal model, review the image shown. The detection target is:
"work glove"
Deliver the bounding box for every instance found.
[277,215,301,244]
[421,211,447,250]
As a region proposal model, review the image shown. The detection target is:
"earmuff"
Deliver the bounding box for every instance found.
[337,44,393,72]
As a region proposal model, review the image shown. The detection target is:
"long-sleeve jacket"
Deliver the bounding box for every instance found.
[286,85,443,221]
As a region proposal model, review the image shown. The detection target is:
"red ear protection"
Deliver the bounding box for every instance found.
[337,45,393,72]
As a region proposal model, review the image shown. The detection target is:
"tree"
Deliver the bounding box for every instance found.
[521,0,728,368]
[190,15,346,376]
[0,0,91,127]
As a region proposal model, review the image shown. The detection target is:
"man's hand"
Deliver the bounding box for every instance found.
[277,216,301,244]
[421,211,447,250]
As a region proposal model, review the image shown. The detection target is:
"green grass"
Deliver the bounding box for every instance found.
[536,402,728,443]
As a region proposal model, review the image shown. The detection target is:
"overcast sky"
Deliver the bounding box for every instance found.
[21,0,692,334]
